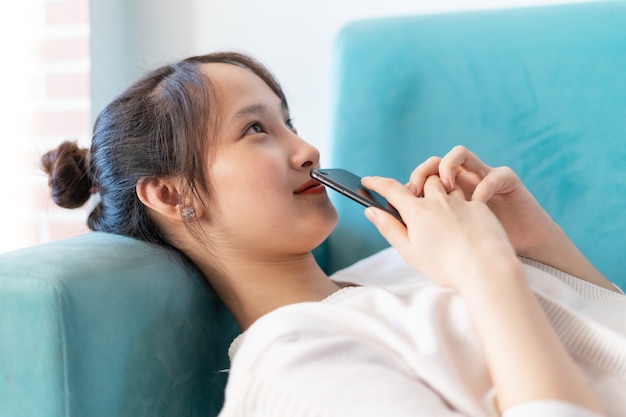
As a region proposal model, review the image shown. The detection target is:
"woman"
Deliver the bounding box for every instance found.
[42,51,625,416]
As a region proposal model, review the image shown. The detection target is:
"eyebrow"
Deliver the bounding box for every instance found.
[231,102,289,123]
[232,104,267,122]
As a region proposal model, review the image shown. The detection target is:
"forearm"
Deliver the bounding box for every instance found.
[519,220,618,292]
[362,170,608,413]
[459,256,604,415]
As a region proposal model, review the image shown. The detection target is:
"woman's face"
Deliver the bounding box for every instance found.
[199,63,338,260]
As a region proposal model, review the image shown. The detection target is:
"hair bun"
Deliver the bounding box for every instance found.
[41,140,93,209]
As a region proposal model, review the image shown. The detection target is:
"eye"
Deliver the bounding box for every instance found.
[285,118,298,133]
[244,122,265,136]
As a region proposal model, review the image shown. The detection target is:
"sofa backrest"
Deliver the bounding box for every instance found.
[324,1,626,289]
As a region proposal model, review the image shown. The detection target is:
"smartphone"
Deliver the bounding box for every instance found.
[310,168,403,223]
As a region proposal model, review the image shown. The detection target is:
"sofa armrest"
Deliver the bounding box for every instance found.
[0,232,239,417]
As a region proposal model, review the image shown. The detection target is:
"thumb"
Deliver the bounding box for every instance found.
[471,172,502,203]
[471,167,517,203]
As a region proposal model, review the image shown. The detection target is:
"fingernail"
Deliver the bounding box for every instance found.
[364,207,377,222]
[407,182,418,195]
[442,177,452,192]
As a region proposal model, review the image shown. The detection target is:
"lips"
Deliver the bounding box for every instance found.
[295,179,324,194]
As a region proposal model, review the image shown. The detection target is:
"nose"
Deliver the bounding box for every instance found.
[291,135,320,170]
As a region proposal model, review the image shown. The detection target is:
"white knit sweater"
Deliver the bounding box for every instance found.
[218,248,626,417]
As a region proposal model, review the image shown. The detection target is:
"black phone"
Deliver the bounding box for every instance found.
[310,168,403,223]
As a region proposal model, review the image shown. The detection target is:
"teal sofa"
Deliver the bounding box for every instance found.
[1,2,625,416]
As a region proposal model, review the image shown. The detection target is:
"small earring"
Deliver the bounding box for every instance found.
[181,207,196,220]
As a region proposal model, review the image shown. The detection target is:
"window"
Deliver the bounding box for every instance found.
[0,0,91,253]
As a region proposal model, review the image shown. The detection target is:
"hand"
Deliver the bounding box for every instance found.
[404,146,617,291]
[364,172,606,416]
[406,145,555,260]
[362,174,519,292]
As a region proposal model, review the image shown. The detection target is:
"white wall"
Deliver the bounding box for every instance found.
[91,0,597,165]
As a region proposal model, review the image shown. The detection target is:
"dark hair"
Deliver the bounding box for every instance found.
[42,52,288,248]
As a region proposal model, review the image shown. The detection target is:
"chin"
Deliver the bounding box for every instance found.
[285,204,338,252]
[310,207,338,248]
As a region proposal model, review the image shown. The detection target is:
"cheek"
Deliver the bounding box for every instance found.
[208,166,287,225]
[210,152,259,197]
[210,147,284,190]
[212,148,292,199]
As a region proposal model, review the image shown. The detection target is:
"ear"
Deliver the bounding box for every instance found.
[136,178,204,221]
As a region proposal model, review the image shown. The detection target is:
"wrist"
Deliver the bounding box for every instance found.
[518,224,616,291]
[454,247,525,299]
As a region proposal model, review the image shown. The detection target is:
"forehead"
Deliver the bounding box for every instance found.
[199,62,281,113]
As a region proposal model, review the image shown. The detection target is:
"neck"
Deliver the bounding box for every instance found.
[195,251,341,330]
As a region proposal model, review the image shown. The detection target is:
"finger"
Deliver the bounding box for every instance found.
[439,145,492,191]
[361,177,413,249]
[422,174,449,198]
[471,166,518,202]
[454,166,483,200]
[407,156,441,197]
[447,183,468,200]
[363,175,425,226]
[362,175,415,209]
[364,206,408,250]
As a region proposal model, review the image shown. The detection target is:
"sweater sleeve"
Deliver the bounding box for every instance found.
[503,401,604,417]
